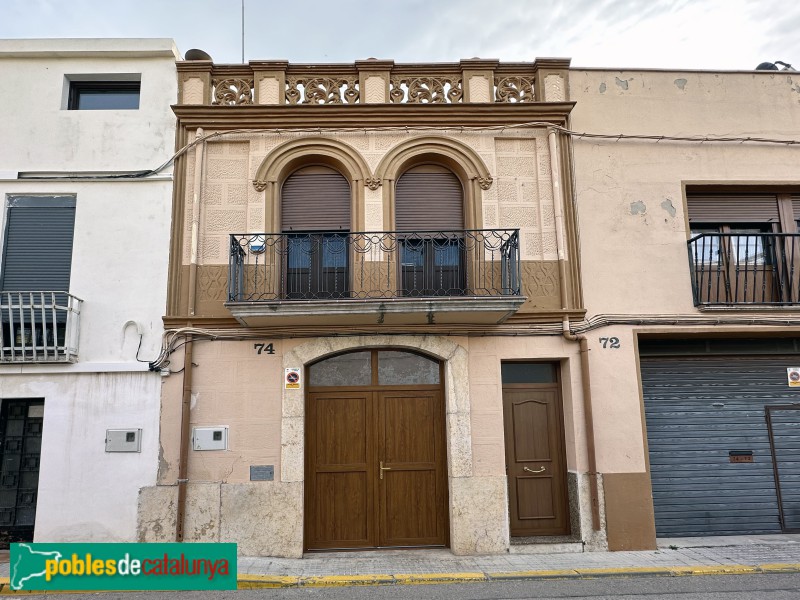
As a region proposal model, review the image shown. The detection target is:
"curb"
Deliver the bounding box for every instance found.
[1,564,798,592]
[235,563,800,589]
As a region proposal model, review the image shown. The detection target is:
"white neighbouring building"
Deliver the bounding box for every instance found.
[0,39,179,543]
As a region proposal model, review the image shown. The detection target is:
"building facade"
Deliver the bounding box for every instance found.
[0,39,179,543]
[137,57,601,556]
[568,67,800,543]
[135,55,800,556]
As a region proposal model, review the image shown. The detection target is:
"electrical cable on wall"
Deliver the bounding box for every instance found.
[18,121,800,183]
[147,314,800,371]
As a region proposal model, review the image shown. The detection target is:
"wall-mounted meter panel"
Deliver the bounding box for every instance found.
[105,428,142,452]
[193,426,228,451]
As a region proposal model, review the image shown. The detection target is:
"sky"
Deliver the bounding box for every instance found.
[1,0,798,70]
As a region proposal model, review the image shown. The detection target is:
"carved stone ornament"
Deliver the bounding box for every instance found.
[365,178,382,190]
[286,77,360,104]
[252,180,268,192]
[495,76,535,103]
[477,176,493,190]
[212,78,254,105]
[390,77,463,104]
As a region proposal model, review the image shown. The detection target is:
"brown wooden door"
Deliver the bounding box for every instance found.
[378,391,447,547]
[305,388,447,550]
[503,386,570,536]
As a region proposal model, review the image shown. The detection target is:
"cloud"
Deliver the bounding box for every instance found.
[0,0,797,69]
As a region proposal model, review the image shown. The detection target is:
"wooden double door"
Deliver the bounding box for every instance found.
[305,388,448,550]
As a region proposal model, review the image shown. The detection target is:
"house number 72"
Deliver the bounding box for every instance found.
[599,337,620,349]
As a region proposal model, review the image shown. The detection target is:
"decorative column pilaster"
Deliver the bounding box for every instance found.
[250,60,289,104]
[356,59,394,103]
[460,59,499,103]
[533,58,571,102]
[177,61,213,105]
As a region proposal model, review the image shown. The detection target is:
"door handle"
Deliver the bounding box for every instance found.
[523,466,546,474]
[380,461,391,480]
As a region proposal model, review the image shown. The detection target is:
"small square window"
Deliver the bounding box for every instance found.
[68,81,140,110]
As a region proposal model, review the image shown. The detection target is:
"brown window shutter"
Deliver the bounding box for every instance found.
[281,166,350,231]
[396,165,464,231]
[686,195,780,223]
[792,196,800,221]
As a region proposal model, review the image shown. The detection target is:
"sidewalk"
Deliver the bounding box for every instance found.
[237,535,800,588]
[0,535,798,590]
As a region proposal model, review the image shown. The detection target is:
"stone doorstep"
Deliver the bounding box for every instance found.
[509,535,585,554]
[509,542,585,555]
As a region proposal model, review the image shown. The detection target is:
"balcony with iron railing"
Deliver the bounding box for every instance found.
[688,233,800,306]
[0,291,82,362]
[226,229,524,325]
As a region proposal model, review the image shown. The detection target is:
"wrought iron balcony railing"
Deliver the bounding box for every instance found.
[229,229,521,302]
[688,233,800,306]
[0,291,82,362]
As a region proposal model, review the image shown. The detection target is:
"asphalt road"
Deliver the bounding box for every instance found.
[20,573,800,599]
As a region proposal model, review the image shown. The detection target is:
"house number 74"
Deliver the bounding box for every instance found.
[253,343,275,355]
[599,337,620,349]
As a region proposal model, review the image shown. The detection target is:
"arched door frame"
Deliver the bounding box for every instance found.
[279,334,477,554]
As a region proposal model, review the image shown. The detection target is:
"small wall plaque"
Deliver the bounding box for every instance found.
[250,465,274,481]
[729,451,754,463]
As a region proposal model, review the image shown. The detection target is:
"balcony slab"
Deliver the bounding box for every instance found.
[225,297,526,327]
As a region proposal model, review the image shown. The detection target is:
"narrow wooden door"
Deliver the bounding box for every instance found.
[503,387,570,536]
[305,391,376,549]
[378,391,447,547]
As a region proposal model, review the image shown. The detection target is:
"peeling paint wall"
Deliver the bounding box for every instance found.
[566,68,800,548]
[569,69,800,316]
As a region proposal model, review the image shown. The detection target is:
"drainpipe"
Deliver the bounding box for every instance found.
[548,127,601,532]
[176,335,193,542]
[562,322,601,532]
[176,129,205,541]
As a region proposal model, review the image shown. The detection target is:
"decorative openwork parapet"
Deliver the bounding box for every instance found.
[494,76,535,103]
[286,77,360,104]
[228,229,520,302]
[390,76,463,104]
[179,59,567,104]
[212,78,254,105]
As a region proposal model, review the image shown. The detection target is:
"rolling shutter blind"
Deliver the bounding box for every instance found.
[687,195,780,223]
[1,196,76,292]
[792,196,800,221]
[396,166,464,231]
[281,167,350,231]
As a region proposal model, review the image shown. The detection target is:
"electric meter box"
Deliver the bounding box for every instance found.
[193,426,228,451]
[105,428,142,452]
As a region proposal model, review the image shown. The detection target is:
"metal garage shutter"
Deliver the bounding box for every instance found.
[396,166,464,231]
[281,166,350,231]
[641,356,800,537]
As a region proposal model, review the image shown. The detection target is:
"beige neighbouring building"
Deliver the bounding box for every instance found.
[137,54,800,556]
